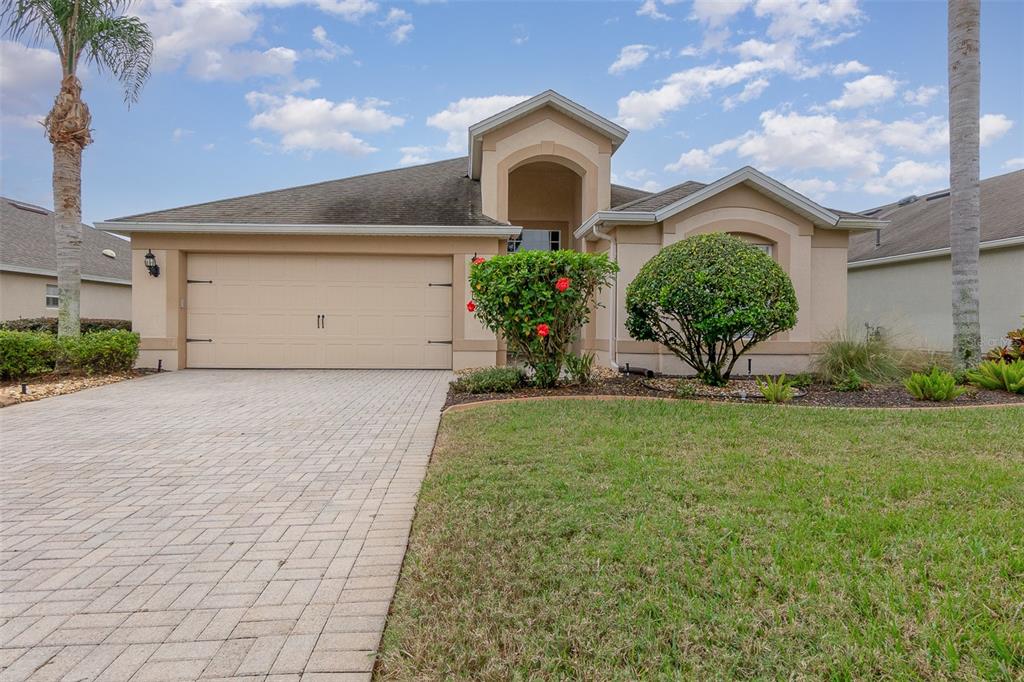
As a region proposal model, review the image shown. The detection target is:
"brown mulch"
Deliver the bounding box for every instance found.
[445,373,1024,410]
[0,370,153,407]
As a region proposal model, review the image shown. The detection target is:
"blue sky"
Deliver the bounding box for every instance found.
[1,0,1022,225]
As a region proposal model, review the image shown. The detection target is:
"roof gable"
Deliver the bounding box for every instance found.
[468,90,628,180]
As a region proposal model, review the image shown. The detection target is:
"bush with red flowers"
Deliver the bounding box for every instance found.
[468,249,617,387]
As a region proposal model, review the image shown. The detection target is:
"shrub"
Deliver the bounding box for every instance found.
[468,250,617,388]
[564,352,596,385]
[756,374,795,403]
[985,321,1024,362]
[625,233,797,387]
[451,366,527,394]
[965,360,1024,394]
[0,317,130,334]
[790,372,815,389]
[675,380,698,399]
[59,329,140,374]
[903,367,966,401]
[814,332,904,385]
[0,331,58,380]
[833,369,867,392]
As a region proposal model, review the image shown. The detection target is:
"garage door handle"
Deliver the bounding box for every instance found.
[186,338,212,343]
[187,279,213,284]
[428,340,453,344]
[428,282,453,287]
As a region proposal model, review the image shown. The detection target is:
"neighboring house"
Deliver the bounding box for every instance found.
[848,170,1024,351]
[1,197,132,322]
[99,90,884,373]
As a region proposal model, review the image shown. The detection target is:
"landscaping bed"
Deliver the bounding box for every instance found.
[0,369,152,407]
[376,400,1024,680]
[445,371,1024,410]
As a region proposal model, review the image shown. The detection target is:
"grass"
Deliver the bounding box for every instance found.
[376,400,1024,681]
[814,331,949,386]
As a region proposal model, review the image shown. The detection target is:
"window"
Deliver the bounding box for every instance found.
[45,284,59,308]
[508,229,561,253]
[753,243,773,257]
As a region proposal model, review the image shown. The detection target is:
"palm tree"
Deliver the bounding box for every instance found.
[947,0,981,370]
[3,0,152,337]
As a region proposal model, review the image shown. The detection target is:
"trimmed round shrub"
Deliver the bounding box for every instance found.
[0,331,58,380]
[59,329,140,374]
[468,250,617,387]
[625,233,798,386]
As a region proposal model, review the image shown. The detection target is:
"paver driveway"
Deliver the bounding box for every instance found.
[0,369,450,681]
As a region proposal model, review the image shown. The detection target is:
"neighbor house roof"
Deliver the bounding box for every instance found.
[467,90,629,180]
[848,170,1024,266]
[577,166,887,240]
[1,197,131,284]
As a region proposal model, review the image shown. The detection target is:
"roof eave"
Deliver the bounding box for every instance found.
[96,221,523,239]
[849,234,1024,269]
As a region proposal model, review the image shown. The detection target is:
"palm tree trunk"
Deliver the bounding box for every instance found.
[53,139,83,337]
[45,75,92,338]
[947,0,981,370]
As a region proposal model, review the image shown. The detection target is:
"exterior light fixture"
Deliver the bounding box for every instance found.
[144,250,160,277]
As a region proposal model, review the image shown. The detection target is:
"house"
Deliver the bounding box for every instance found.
[848,170,1024,351]
[1,197,132,322]
[98,90,885,373]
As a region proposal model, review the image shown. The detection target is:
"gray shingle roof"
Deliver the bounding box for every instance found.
[611,184,652,209]
[848,170,1024,263]
[611,180,707,212]
[1,197,131,282]
[109,158,504,226]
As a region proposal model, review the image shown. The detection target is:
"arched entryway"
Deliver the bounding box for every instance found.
[506,159,583,253]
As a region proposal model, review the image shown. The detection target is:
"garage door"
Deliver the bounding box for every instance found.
[186,254,452,369]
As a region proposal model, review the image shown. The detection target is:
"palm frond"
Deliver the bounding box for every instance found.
[81,14,153,104]
[1,0,68,64]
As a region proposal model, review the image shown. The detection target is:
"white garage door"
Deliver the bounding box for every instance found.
[186,253,452,369]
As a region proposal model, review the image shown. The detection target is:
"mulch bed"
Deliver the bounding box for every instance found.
[0,369,154,407]
[445,373,1024,410]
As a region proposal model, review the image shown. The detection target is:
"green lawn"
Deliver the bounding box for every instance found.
[375,400,1024,680]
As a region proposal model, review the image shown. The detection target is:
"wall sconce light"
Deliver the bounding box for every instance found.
[144,250,160,277]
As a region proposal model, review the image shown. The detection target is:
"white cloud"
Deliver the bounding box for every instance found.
[609,44,652,75]
[381,7,413,43]
[246,92,403,155]
[637,0,670,20]
[864,160,947,195]
[311,25,352,60]
[171,128,194,142]
[753,0,862,42]
[722,77,770,110]
[189,46,298,81]
[0,40,61,118]
[511,24,529,46]
[1003,157,1024,170]
[426,95,530,152]
[831,60,869,76]
[618,168,663,192]
[691,0,750,26]
[784,177,837,201]
[903,85,941,106]
[202,143,215,151]
[829,74,900,109]
[665,148,717,173]
[877,116,947,154]
[980,113,1014,146]
[399,145,433,165]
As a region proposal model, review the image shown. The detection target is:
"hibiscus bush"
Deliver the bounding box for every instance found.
[467,250,618,387]
[625,232,798,386]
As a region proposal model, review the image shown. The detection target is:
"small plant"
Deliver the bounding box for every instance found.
[985,322,1024,362]
[755,374,795,403]
[675,380,698,399]
[564,352,595,385]
[451,366,527,394]
[965,360,1024,394]
[815,332,903,385]
[903,367,966,402]
[790,372,815,389]
[0,330,58,380]
[833,368,867,392]
[59,329,140,374]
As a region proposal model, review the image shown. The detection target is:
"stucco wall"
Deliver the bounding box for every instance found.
[128,233,503,371]
[0,271,131,321]
[848,245,1024,350]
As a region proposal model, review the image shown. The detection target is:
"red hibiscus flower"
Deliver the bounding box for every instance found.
[555,277,571,292]
[472,256,486,265]
[536,323,550,337]
[466,301,476,312]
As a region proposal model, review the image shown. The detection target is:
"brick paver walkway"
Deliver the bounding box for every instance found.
[0,370,449,681]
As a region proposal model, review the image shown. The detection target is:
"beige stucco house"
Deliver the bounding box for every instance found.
[848,170,1023,351]
[1,197,131,322]
[100,91,885,373]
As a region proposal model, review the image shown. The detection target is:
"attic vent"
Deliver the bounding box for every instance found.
[897,195,918,206]
[863,208,882,216]
[8,201,48,215]
[925,191,951,201]
[102,249,117,259]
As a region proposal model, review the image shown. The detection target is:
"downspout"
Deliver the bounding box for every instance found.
[591,223,618,369]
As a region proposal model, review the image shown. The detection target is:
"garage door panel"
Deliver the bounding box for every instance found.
[188,253,452,369]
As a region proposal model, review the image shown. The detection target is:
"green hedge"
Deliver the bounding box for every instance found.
[0,317,131,334]
[0,329,140,380]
